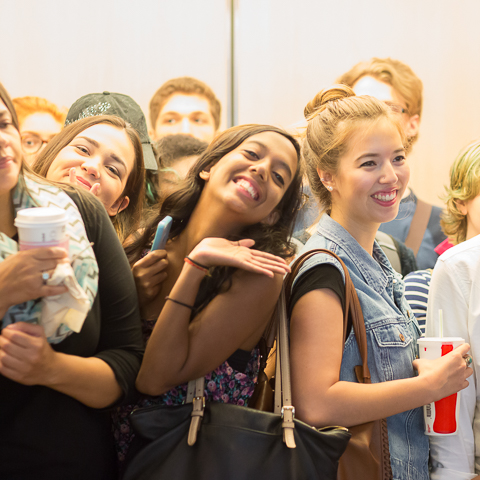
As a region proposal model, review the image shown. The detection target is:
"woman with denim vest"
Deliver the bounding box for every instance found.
[289,85,472,480]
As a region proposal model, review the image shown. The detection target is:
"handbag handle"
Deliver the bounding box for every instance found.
[186,248,371,448]
[184,283,298,448]
[284,249,371,384]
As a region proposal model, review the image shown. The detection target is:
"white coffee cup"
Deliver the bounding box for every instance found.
[417,337,465,436]
[15,207,68,251]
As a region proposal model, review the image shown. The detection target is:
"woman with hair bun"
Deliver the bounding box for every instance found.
[289,84,472,480]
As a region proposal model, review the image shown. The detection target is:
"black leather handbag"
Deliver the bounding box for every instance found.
[122,287,351,480]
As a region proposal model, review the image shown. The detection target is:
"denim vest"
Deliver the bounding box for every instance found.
[294,215,428,480]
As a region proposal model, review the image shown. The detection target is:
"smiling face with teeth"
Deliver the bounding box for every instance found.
[327,118,409,233]
[199,131,298,226]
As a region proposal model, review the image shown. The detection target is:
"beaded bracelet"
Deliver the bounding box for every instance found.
[165,296,194,310]
[184,256,209,274]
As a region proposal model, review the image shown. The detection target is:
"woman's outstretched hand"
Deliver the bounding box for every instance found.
[189,238,290,277]
[413,342,473,401]
[0,247,68,316]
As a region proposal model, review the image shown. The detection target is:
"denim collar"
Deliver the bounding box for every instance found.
[316,214,394,294]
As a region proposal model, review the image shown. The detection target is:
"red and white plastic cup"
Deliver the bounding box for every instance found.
[14,207,68,251]
[417,337,465,436]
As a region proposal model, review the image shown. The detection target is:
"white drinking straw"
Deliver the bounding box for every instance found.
[439,309,444,338]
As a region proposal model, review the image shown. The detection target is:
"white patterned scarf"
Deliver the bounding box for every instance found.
[0,174,99,343]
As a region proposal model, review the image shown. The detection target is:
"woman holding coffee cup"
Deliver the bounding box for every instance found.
[289,85,472,480]
[0,81,143,480]
[426,140,480,479]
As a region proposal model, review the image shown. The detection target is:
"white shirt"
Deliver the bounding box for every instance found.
[426,234,480,480]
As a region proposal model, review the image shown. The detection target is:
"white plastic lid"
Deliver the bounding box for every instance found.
[417,337,464,343]
[15,207,67,225]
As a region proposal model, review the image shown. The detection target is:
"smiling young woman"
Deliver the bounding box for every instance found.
[32,115,145,244]
[114,124,304,468]
[289,85,472,480]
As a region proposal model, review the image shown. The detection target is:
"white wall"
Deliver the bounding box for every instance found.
[235,0,480,206]
[1,0,229,129]
[2,0,480,206]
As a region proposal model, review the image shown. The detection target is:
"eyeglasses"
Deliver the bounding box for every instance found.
[21,132,50,154]
[384,101,409,115]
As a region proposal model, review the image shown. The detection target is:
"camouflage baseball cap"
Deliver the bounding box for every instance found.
[65,91,157,170]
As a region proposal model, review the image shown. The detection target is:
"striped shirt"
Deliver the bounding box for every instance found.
[403,269,432,336]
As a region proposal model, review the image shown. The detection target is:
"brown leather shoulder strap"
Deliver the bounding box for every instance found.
[285,249,371,383]
[404,198,432,256]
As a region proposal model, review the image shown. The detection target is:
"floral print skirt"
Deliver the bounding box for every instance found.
[112,346,260,467]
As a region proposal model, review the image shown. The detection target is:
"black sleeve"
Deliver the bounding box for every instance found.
[289,264,346,317]
[67,189,144,403]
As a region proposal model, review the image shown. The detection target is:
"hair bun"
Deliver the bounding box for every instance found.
[304,84,355,120]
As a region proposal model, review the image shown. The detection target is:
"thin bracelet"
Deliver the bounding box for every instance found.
[165,296,194,310]
[184,256,209,274]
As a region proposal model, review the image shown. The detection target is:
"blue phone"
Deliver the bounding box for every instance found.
[150,216,172,251]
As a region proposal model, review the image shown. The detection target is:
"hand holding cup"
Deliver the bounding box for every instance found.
[0,247,69,315]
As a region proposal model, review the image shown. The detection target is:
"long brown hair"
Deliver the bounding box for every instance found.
[126,124,303,314]
[33,115,145,244]
[0,82,20,131]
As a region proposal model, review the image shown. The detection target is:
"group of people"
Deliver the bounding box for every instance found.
[0,57,479,480]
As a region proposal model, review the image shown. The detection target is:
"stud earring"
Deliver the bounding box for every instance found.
[327,186,333,192]
[320,177,325,181]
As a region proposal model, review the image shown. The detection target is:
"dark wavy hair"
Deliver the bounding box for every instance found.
[126,124,303,313]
